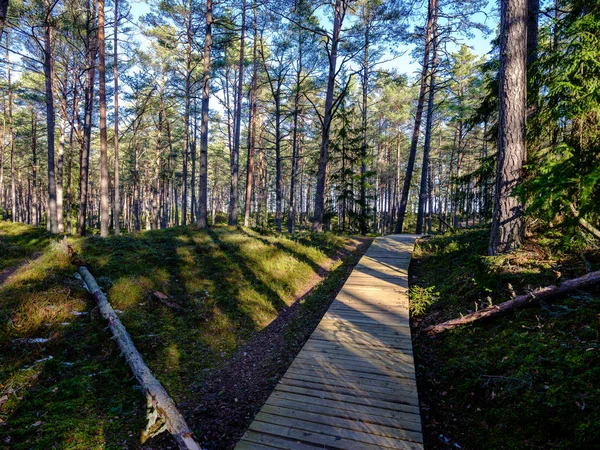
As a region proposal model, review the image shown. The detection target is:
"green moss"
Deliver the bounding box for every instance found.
[411,228,600,449]
[0,221,353,448]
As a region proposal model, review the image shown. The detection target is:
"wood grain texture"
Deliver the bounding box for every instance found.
[235,235,422,450]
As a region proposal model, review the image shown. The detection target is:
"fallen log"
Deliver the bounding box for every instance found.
[569,203,600,240]
[437,215,455,233]
[78,266,202,450]
[424,269,600,334]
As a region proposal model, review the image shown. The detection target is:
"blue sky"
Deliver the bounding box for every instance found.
[127,0,495,79]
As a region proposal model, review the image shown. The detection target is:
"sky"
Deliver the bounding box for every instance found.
[126,0,496,80]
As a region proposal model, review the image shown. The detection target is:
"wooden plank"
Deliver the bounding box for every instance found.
[280,371,419,400]
[299,335,416,365]
[286,363,415,386]
[235,235,422,450]
[259,404,423,442]
[235,440,283,450]
[293,353,416,379]
[253,412,422,447]
[277,377,419,406]
[344,276,409,289]
[310,330,414,351]
[248,421,423,450]
[242,431,332,450]
[273,383,421,415]
[318,316,410,331]
[267,390,422,425]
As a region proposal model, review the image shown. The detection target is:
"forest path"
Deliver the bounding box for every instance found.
[234,235,423,450]
[0,252,44,286]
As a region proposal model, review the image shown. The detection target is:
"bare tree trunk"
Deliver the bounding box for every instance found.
[416,2,438,234]
[0,95,5,219]
[425,270,600,334]
[6,36,16,222]
[244,0,258,228]
[113,0,120,235]
[98,0,110,237]
[78,267,201,450]
[313,0,345,232]
[359,14,369,236]
[44,0,58,233]
[56,115,65,232]
[395,0,436,233]
[198,0,212,228]
[182,0,192,227]
[288,39,302,234]
[191,94,197,223]
[78,0,96,236]
[489,0,527,255]
[153,109,163,230]
[228,0,246,226]
[31,109,38,226]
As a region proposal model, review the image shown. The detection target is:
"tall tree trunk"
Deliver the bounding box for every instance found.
[313,0,345,232]
[191,94,197,223]
[78,0,96,236]
[56,115,65,232]
[66,93,75,233]
[229,0,246,226]
[0,95,5,219]
[113,0,120,235]
[395,0,436,233]
[244,0,258,228]
[31,109,38,226]
[44,0,58,233]
[274,91,282,232]
[98,0,109,237]
[6,36,16,222]
[359,15,369,236]
[288,36,302,233]
[489,0,527,255]
[182,0,192,226]
[416,3,438,234]
[198,0,213,228]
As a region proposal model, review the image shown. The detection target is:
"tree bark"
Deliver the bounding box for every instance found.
[313,0,346,232]
[244,0,258,228]
[78,266,202,450]
[31,109,38,226]
[198,0,212,228]
[416,3,438,234]
[359,12,370,236]
[78,0,96,236]
[228,0,246,226]
[288,34,303,234]
[44,0,58,233]
[113,0,120,235]
[424,270,600,334]
[395,0,436,233]
[182,0,193,226]
[98,0,110,237]
[7,36,16,222]
[489,0,527,255]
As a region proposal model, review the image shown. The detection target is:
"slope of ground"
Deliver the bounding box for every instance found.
[410,229,600,449]
[0,222,368,449]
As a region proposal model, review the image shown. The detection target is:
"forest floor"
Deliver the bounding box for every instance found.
[0,221,369,449]
[410,228,600,449]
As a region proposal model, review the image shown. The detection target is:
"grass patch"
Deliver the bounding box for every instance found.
[0,222,355,449]
[411,228,600,449]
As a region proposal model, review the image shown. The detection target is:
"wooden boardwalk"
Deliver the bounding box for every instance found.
[235,235,422,450]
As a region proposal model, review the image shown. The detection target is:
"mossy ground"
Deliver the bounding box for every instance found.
[411,228,600,449]
[0,221,358,449]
